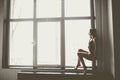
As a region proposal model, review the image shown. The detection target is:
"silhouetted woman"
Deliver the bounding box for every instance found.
[74,29,96,75]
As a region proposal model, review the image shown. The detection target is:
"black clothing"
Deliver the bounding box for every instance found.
[88,39,94,54]
[78,39,95,61]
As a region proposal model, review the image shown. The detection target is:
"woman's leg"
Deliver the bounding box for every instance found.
[74,54,81,70]
[75,49,88,69]
[78,49,88,53]
[78,53,93,75]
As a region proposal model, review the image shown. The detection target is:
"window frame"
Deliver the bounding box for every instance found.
[2,0,96,69]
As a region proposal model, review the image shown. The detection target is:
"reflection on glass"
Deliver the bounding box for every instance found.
[65,20,92,67]
[65,0,90,17]
[9,22,33,65]
[10,0,33,18]
[37,0,61,18]
[37,22,60,65]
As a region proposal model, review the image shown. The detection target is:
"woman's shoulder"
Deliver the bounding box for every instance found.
[92,38,96,45]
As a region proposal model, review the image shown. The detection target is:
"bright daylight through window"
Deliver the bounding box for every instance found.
[4,0,95,69]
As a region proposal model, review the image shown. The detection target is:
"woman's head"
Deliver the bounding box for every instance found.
[89,29,96,38]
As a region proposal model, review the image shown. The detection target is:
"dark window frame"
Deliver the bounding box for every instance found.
[2,0,96,70]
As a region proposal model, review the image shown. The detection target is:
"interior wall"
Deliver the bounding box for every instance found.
[96,0,114,79]
[112,0,120,80]
[107,0,115,79]
[99,0,120,80]
[0,0,20,80]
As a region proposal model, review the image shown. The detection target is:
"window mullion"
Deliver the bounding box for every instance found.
[33,0,37,69]
[61,0,65,69]
[90,0,95,28]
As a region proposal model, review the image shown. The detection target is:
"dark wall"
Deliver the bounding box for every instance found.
[95,0,115,77]
[112,0,120,80]
[0,0,20,80]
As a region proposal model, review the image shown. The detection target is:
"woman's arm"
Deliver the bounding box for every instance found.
[93,38,96,58]
[94,38,96,52]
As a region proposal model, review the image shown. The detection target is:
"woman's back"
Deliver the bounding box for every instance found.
[88,39,95,54]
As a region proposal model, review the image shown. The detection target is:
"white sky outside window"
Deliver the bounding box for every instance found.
[10,0,33,18]
[37,22,61,65]
[37,0,61,18]
[9,22,33,65]
[65,0,90,17]
[9,0,93,67]
[65,20,92,67]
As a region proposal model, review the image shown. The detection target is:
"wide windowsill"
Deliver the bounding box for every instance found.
[8,66,94,74]
[19,67,92,74]
[18,71,94,76]
[17,67,96,80]
[18,72,94,80]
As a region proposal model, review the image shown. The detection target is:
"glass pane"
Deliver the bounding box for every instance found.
[65,0,90,17]
[9,22,33,65]
[65,20,92,67]
[37,0,61,18]
[10,0,33,18]
[37,22,61,65]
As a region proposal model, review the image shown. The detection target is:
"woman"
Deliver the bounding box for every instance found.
[74,29,96,75]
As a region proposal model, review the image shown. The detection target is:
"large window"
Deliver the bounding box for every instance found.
[3,0,95,69]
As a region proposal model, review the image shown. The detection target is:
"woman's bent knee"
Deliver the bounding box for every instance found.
[77,53,81,56]
[78,49,82,52]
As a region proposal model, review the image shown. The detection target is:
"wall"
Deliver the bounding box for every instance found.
[107,0,115,78]
[112,0,120,80]
[95,0,115,79]
[96,0,115,79]
[0,0,20,80]
[99,0,120,80]
[95,1,114,77]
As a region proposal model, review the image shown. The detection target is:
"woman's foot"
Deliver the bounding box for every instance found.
[83,67,87,75]
[74,67,78,70]
[74,64,81,70]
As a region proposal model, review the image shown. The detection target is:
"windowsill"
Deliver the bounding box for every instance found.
[18,70,112,80]
[18,68,95,80]
[18,71,96,80]
[18,71,93,75]
[8,66,93,72]
[20,67,93,74]
[8,66,93,69]
[8,66,94,74]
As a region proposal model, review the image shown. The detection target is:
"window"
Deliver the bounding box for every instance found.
[3,0,95,69]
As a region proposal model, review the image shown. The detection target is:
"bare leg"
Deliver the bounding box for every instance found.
[74,54,81,70]
[77,55,81,66]
[79,54,87,75]
[75,49,88,70]
[79,53,93,75]
[78,49,88,53]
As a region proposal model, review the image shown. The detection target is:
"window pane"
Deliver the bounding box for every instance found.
[37,0,61,18]
[37,22,61,65]
[65,0,90,17]
[10,0,33,19]
[65,20,92,67]
[9,22,33,65]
